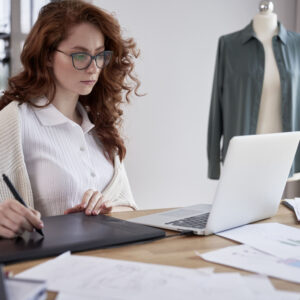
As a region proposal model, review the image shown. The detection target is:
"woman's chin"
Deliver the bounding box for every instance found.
[78,88,94,96]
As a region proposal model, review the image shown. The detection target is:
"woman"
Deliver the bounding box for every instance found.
[0,0,140,238]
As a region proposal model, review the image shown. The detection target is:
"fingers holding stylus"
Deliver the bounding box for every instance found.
[10,201,43,230]
[0,199,43,238]
[0,225,17,239]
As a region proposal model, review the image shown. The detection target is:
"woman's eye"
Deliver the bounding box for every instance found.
[74,54,88,61]
[96,54,104,60]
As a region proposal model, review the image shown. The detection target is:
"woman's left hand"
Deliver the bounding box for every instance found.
[64,189,112,215]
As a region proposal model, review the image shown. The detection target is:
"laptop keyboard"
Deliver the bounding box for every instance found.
[165,213,210,229]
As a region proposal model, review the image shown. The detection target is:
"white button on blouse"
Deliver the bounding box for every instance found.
[19,98,114,216]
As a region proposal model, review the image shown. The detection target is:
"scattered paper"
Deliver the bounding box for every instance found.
[195,267,215,275]
[55,292,117,300]
[241,274,275,294]
[272,291,300,300]
[217,222,300,259]
[16,250,300,300]
[197,244,300,284]
[5,277,46,300]
[239,275,300,300]
[16,253,255,300]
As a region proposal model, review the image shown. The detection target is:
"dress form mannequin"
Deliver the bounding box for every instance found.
[254,1,282,133]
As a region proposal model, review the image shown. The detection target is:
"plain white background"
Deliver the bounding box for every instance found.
[91,0,298,209]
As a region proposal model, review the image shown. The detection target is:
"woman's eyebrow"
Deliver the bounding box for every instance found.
[71,46,105,52]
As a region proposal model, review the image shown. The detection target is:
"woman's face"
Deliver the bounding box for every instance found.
[51,22,105,99]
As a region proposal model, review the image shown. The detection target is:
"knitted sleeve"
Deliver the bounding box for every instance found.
[101,157,137,210]
[0,102,34,207]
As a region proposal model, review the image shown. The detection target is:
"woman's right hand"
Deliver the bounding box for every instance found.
[0,199,44,239]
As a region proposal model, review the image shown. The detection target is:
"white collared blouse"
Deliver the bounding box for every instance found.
[16,98,134,216]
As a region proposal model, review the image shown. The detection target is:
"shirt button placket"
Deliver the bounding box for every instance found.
[78,131,91,186]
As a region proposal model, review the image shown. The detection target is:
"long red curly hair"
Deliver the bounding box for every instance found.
[0,0,141,162]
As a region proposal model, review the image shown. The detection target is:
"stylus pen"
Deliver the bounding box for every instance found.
[2,174,44,237]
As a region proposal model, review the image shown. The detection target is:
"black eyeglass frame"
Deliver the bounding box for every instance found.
[55,49,113,70]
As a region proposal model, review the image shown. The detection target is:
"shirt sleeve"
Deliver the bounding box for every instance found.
[207,36,224,180]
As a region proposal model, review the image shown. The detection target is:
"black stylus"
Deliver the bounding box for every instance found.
[2,174,44,237]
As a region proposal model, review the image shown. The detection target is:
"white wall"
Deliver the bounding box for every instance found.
[92,0,297,209]
[296,0,300,32]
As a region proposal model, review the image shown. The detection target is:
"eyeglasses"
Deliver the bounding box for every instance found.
[56,49,113,70]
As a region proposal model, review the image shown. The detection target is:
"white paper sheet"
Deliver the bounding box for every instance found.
[55,292,118,300]
[272,291,300,300]
[241,274,274,293]
[196,267,215,275]
[55,273,300,300]
[198,244,300,284]
[241,275,300,300]
[16,250,300,300]
[217,222,300,259]
[5,278,46,300]
[17,253,255,300]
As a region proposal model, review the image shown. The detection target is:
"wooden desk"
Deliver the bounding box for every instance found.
[5,204,300,299]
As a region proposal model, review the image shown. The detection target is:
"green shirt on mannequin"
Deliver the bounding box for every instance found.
[208,22,300,179]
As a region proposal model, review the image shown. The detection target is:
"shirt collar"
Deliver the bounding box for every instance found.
[277,22,288,45]
[76,101,95,134]
[241,21,287,45]
[32,97,95,134]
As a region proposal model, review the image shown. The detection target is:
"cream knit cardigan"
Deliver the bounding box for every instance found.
[0,101,137,213]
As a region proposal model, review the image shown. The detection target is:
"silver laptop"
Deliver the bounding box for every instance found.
[130,132,300,235]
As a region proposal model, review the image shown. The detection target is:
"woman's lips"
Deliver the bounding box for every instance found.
[80,80,96,85]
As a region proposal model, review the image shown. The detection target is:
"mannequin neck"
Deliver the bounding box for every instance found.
[253,12,278,41]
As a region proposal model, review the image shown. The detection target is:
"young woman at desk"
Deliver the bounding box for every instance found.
[0,0,140,238]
